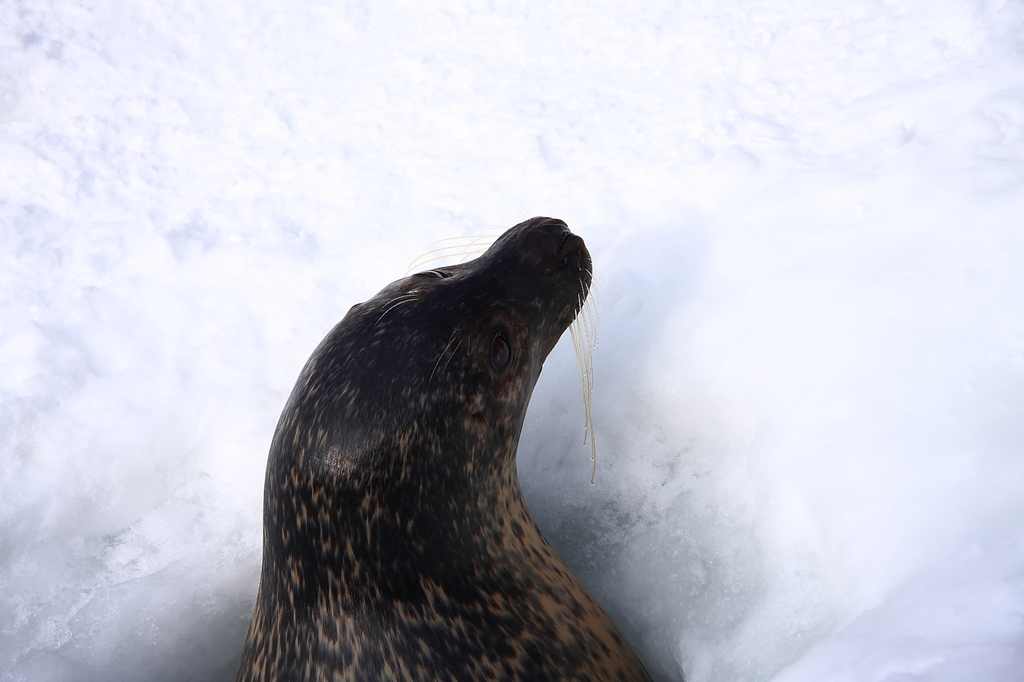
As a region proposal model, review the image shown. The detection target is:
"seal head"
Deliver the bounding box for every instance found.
[236,217,651,681]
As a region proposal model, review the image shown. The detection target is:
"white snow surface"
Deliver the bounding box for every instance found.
[3,2,1024,680]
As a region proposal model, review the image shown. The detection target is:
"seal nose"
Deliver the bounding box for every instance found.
[522,217,570,246]
[556,230,576,256]
[520,217,575,256]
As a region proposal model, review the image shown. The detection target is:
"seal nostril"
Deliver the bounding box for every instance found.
[557,232,585,268]
[557,232,572,254]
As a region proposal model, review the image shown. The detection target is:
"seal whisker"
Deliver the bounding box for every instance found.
[406,249,489,272]
[376,294,419,324]
[429,332,462,383]
[570,274,600,484]
[405,230,503,274]
[436,338,462,380]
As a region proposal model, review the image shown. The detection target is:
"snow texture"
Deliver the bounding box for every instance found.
[2,2,1024,681]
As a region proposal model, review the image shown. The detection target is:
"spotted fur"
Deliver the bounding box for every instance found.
[236,217,652,682]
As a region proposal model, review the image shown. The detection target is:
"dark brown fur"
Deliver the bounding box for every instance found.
[236,217,651,681]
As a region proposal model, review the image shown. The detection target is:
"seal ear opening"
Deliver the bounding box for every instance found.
[489,332,512,373]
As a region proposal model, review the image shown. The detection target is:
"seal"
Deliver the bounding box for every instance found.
[235,217,652,682]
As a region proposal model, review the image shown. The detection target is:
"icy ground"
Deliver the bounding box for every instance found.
[2,2,1024,681]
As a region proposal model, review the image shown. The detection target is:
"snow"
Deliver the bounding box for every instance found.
[2,1,1023,680]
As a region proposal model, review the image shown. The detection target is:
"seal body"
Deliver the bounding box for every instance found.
[236,217,651,682]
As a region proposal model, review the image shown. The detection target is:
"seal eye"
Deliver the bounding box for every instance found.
[490,333,511,372]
